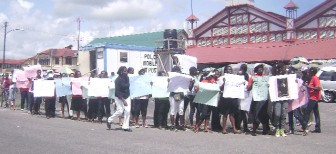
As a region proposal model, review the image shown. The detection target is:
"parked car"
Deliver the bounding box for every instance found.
[317,66,336,103]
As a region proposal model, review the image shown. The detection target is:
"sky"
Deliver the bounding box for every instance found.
[0,0,325,59]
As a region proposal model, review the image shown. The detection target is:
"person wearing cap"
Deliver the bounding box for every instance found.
[193,71,218,133]
[302,67,322,135]
[247,64,270,136]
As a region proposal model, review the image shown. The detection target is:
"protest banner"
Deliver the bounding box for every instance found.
[34,79,55,97]
[288,79,308,112]
[240,90,253,111]
[174,54,197,74]
[130,74,152,98]
[167,72,192,93]
[151,76,170,98]
[55,79,72,97]
[194,82,220,107]
[222,74,245,99]
[16,81,29,89]
[23,65,42,78]
[88,78,112,97]
[12,69,23,83]
[269,74,298,102]
[252,76,269,101]
[16,70,27,81]
[71,78,83,95]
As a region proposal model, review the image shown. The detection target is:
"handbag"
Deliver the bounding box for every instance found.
[173,93,182,101]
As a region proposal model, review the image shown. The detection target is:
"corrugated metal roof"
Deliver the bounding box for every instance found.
[186,38,336,64]
[87,31,164,48]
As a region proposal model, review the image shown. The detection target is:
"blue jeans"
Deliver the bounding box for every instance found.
[302,99,321,130]
[288,108,305,131]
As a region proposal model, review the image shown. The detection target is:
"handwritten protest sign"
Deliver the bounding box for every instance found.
[23,65,42,78]
[71,78,83,95]
[151,76,170,98]
[174,55,197,74]
[88,78,112,97]
[269,74,298,102]
[34,79,55,97]
[240,90,253,111]
[130,74,152,98]
[55,79,72,97]
[167,72,192,93]
[252,76,269,101]
[288,79,308,112]
[222,74,245,99]
[194,82,220,107]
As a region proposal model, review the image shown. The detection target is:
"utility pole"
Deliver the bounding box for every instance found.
[76,17,81,51]
[2,22,8,73]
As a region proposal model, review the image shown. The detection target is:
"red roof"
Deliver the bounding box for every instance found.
[186,39,336,64]
[284,0,298,9]
[0,59,26,64]
[39,48,77,57]
[186,14,199,21]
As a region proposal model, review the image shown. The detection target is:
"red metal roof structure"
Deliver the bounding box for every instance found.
[284,0,299,9]
[186,15,199,21]
[39,48,77,57]
[186,38,336,64]
[0,59,26,64]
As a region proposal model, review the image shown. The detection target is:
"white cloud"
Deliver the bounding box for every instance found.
[17,0,34,10]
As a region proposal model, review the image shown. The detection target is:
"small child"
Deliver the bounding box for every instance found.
[9,82,18,110]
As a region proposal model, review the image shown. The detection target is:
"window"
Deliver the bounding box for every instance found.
[120,52,128,63]
[39,58,50,65]
[319,71,336,81]
[34,59,38,65]
[65,57,72,65]
[55,57,59,65]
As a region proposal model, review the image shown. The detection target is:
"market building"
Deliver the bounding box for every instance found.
[186,0,336,65]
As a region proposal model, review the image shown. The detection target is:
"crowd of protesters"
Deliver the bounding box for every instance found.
[0,63,322,137]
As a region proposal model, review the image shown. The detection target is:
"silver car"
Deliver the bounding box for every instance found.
[317,66,336,103]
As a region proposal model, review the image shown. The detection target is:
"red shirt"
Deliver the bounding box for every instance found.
[308,76,321,101]
[2,78,11,90]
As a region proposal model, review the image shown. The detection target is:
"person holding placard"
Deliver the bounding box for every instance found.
[87,73,99,122]
[107,66,132,132]
[133,69,150,128]
[271,63,289,137]
[153,71,170,130]
[44,73,56,119]
[31,70,43,115]
[183,67,199,129]
[59,73,70,118]
[247,64,270,136]
[71,71,85,121]
[97,71,111,123]
[193,72,217,133]
[219,66,240,134]
[1,73,11,108]
[236,64,250,133]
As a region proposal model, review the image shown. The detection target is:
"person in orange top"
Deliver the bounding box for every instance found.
[302,67,322,135]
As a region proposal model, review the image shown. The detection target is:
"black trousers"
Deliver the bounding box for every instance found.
[197,104,212,124]
[134,99,149,117]
[154,99,170,127]
[20,91,29,110]
[249,100,270,129]
[33,97,42,114]
[88,98,99,120]
[45,98,56,117]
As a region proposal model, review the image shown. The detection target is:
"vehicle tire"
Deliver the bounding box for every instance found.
[323,91,335,103]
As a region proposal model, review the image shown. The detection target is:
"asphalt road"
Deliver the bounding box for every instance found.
[0,101,336,154]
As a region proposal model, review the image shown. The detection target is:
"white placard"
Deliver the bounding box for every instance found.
[222,74,245,99]
[167,72,192,93]
[269,74,298,102]
[88,78,112,97]
[34,80,55,97]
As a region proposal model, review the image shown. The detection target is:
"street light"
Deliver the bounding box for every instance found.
[2,21,24,73]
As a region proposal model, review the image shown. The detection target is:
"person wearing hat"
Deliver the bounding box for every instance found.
[247,64,270,136]
[302,67,322,135]
[193,71,217,133]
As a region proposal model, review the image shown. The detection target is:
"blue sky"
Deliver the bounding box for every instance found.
[0,0,325,59]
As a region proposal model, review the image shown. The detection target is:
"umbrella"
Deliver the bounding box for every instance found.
[290,56,309,64]
[59,66,74,74]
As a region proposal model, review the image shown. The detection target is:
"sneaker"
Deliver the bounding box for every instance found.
[123,129,132,132]
[303,129,308,136]
[106,122,111,130]
[21,109,24,111]
[280,129,287,137]
[275,129,280,137]
[289,129,295,134]
[312,129,321,133]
